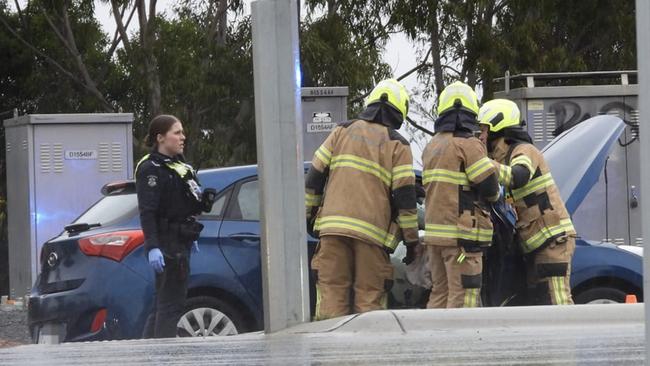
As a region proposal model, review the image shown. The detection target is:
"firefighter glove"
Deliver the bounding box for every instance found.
[402,245,417,265]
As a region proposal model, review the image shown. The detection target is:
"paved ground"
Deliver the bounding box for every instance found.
[0,304,644,365]
[0,307,30,348]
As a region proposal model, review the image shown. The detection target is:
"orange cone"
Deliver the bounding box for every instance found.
[625,294,638,303]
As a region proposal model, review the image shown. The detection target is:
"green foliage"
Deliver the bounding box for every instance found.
[392,0,636,99]
[300,12,392,115]
[497,0,636,74]
[155,13,256,167]
[1,0,120,113]
[0,0,639,296]
[116,9,256,167]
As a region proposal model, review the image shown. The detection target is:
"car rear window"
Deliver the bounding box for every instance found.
[73,193,138,227]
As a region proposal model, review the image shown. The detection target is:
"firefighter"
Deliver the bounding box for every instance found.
[136,114,217,338]
[422,81,500,309]
[478,99,575,305]
[306,79,419,320]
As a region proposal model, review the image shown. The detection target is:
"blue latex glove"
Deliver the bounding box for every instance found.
[148,248,165,274]
[192,241,200,253]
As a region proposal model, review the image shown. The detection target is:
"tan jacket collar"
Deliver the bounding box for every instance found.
[490,137,510,163]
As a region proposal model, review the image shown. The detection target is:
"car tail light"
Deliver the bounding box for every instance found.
[78,230,144,261]
[91,309,107,333]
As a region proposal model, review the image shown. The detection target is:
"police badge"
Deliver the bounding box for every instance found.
[187,179,202,200]
[147,175,158,187]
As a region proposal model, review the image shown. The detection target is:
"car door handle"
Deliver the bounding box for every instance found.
[630,185,639,208]
[228,233,260,243]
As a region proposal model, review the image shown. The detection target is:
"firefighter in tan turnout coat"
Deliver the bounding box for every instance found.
[422,81,500,309]
[478,99,575,305]
[305,79,419,320]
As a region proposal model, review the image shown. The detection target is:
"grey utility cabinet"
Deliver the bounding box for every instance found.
[301,87,349,161]
[4,113,134,297]
[495,71,640,247]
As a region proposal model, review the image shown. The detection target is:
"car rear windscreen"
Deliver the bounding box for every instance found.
[73,193,138,227]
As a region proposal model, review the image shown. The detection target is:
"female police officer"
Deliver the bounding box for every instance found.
[136,114,216,338]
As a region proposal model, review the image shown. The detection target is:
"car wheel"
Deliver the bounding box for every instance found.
[177,296,245,337]
[574,287,628,304]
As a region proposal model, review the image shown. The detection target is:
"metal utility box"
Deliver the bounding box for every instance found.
[494,71,640,246]
[4,113,134,297]
[301,87,349,161]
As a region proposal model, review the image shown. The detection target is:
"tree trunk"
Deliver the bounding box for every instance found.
[429,0,445,97]
[207,0,228,47]
[225,97,253,166]
[144,61,162,117]
[0,12,112,111]
[36,2,113,111]
[184,105,203,166]
[137,0,162,117]
[478,1,499,100]
[216,0,228,46]
[60,3,114,111]
[112,0,161,115]
[327,0,337,17]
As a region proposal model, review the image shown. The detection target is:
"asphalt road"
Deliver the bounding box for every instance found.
[0,304,644,365]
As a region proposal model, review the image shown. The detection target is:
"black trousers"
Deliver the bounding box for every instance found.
[143,252,189,338]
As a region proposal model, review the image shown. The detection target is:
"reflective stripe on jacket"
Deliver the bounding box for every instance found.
[491,139,575,254]
[305,119,418,251]
[422,132,499,249]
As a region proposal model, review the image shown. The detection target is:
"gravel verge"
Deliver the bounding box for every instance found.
[0,307,30,348]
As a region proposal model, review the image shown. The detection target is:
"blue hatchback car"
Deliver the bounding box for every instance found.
[28,116,643,342]
[30,165,303,342]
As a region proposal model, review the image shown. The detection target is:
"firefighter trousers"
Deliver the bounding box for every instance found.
[426,245,483,309]
[527,236,575,305]
[311,235,394,321]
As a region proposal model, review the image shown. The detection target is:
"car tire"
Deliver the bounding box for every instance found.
[177,296,247,337]
[574,287,628,304]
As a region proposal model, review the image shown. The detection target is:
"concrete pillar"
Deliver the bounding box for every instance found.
[251,0,310,333]
[634,1,650,363]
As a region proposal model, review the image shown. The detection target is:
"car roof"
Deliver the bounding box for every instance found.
[198,162,313,191]
[197,164,259,191]
[116,162,421,194]
[198,163,422,191]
